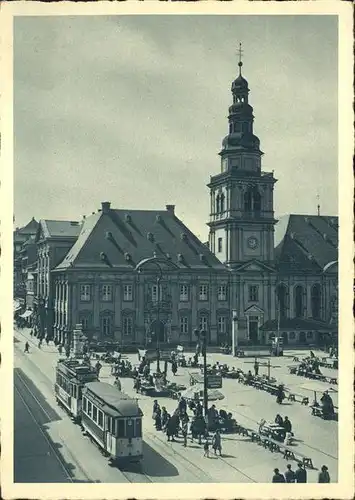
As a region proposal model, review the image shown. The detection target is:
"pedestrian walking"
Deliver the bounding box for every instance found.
[276,384,285,404]
[212,429,222,456]
[30,330,33,337]
[254,359,259,376]
[318,465,330,483]
[295,462,307,483]
[284,464,296,483]
[38,339,42,349]
[58,344,63,355]
[203,439,210,458]
[24,341,30,353]
[182,420,188,447]
[171,360,178,376]
[272,468,286,483]
[45,336,50,346]
[95,360,102,377]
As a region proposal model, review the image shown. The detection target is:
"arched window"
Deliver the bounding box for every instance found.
[244,189,252,211]
[294,285,304,318]
[311,284,321,319]
[220,193,225,213]
[216,194,220,214]
[253,189,261,213]
[244,187,261,213]
[277,284,287,319]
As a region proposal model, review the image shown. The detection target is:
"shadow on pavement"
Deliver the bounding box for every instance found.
[139,441,180,477]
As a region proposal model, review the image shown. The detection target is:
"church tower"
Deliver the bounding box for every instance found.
[208,46,277,267]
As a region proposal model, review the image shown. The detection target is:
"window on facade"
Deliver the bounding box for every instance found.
[216,194,220,214]
[180,316,189,335]
[244,187,261,213]
[135,418,142,438]
[101,284,112,302]
[98,410,104,428]
[311,284,321,319]
[123,284,133,301]
[306,331,313,339]
[277,285,287,318]
[220,193,225,213]
[199,315,208,332]
[80,316,90,331]
[83,397,87,413]
[289,332,296,340]
[218,238,223,253]
[92,406,97,422]
[80,284,91,302]
[101,315,113,337]
[179,284,189,302]
[217,316,226,333]
[87,401,92,417]
[248,285,259,302]
[123,316,133,337]
[199,284,209,301]
[294,286,304,318]
[217,285,227,301]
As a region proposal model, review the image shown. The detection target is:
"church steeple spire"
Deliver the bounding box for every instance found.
[219,45,262,174]
[237,42,243,76]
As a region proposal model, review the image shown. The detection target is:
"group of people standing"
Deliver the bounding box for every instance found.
[272,463,330,483]
[151,397,223,457]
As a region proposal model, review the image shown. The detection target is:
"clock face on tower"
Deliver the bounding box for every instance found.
[247,236,259,249]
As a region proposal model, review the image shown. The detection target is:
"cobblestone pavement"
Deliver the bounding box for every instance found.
[13,327,338,483]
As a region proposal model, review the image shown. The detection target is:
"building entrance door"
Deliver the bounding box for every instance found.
[299,331,306,343]
[248,316,259,344]
[151,320,165,344]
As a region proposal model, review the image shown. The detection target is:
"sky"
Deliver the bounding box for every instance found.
[14,14,338,241]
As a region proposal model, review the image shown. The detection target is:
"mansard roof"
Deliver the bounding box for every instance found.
[54,206,227,272]
[16,217,39,235]
[36,219,82,241]
[275,214,338,274]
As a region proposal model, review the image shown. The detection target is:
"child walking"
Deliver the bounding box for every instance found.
[203,439,210,458]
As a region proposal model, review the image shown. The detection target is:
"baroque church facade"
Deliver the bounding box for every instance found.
[15,54,338,348]
[206,57,337,346]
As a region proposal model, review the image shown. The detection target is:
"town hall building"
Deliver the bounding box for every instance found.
[15,53,338,349]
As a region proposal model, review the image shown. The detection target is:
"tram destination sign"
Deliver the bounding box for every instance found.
[207,374,223,389]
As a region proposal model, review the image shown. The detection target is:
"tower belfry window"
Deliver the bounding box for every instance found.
[244,187,261,214]
[220,193,225,213]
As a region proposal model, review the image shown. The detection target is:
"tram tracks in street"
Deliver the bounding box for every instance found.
[14,370,77,483]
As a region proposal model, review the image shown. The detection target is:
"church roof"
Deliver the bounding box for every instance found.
[37,219,82,241]
[275,214,338,273]
[55,206,226,272]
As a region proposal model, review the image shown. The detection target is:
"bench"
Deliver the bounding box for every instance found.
[327,376,337,384]
[311,405,323,417]
[301,397,309,405]
[264,438,314,469]
[288,393,296,402]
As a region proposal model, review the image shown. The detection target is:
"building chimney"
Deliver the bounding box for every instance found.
[101,201,111,214]
[166,204,175,214]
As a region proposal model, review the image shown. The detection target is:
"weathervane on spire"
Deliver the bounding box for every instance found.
[237,42,244,74]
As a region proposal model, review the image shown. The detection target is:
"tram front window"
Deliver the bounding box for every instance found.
[117,419,125,438]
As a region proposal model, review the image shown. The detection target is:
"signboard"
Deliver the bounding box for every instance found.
[145,350,158,362]
[207,374,223,389]
[159,350,171,361]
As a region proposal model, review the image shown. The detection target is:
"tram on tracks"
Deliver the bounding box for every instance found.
[55,359,144,463]
[55,358,98,422]
[82,381,143,463]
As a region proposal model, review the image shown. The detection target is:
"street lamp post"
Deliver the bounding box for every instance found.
[135,256,179,375]
[232,310,238,357]
[194,328,208,419]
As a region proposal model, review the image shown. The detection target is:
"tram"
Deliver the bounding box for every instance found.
[55,359,98,421]
[82,381,144,463]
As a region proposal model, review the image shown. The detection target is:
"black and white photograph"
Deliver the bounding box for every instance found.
[1,2,353,499]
